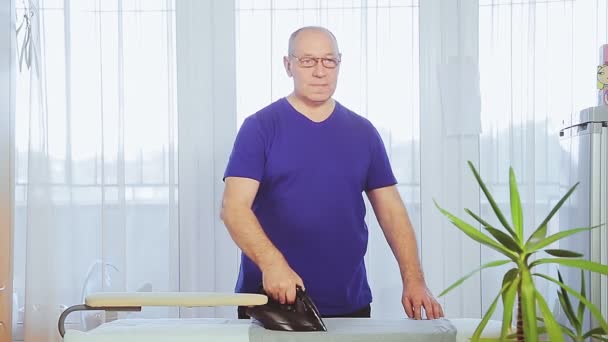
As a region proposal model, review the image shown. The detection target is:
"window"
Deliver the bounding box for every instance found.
[13,1,177,338]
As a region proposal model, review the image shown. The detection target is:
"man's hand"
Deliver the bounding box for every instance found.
[261,258,305,305]
[402,279,444,320]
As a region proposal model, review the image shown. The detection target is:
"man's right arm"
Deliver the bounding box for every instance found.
[220,176,303,304]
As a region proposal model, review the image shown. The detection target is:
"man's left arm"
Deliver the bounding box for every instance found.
[366,185,444,320]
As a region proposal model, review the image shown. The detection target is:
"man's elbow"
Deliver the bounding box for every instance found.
[220,203,230,223]
[219,201,242,224]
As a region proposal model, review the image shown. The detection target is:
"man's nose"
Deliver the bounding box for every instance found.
[312,62,326,77]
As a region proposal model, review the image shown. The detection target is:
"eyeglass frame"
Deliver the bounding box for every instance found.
[288,54,342,69]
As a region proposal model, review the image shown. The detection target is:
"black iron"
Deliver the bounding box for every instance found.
[246,286,328,332]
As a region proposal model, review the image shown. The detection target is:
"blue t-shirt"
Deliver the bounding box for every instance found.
[224,97,397,315]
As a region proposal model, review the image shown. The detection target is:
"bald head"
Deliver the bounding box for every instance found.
[287,26,340,56]
[283,26,341,106]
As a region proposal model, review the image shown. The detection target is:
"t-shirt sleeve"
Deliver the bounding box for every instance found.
[224,116,266,182]
[365,127,398,191]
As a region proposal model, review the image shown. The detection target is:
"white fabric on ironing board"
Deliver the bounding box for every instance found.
[63,318,251,342]
[63,317,457,342]
[249,317,457,342]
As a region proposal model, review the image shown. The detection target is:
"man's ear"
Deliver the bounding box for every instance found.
[283,56,293,77]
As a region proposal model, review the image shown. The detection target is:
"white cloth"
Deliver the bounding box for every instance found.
[64,318,251,342]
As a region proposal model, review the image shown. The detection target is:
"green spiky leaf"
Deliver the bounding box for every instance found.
[577,270,586,329]
[530,258,608,274]
[472,281,512,340]
[467,161,518,240]
[485,227,523,253]
[583,327,607,339]
[527,226,598,253]
[536,289,565,342]
[557,292,579,333]
[544,249,583,258]
[465,208,493,229]
[535,317,575,338]
[557,271,579,332]
[500,275,520,340]
[439,260,511,297]
[533,273,608,334]
[509,167,524,244]
[465,209,523,252]
[526,224,547,252]
[521,270,538,342]
[501,268,519,292]
[526,182,579,247]
[434,200,517,260]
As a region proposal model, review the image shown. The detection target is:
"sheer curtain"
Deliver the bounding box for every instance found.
[14,0,178,340]
[477,0,608,318]
[418,0,483,319]
[174,0,239,320]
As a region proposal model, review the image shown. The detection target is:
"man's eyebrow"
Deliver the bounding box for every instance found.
[298,53,339,57]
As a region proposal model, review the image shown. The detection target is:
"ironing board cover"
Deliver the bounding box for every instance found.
[64,317,457,342]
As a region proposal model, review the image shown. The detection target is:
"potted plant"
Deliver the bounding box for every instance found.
[434,161,608,342]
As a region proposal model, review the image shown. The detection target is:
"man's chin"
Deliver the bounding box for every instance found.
[305,93,333,103]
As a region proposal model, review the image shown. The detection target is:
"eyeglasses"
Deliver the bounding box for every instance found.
[289,54,341,69]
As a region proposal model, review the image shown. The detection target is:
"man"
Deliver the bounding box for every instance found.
[221,26,443,320]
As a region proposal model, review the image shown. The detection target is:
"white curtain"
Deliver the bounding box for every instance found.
[477,0,608,318]
[174,0,238,320]
[14,0,179,340]
[418,0,483,319]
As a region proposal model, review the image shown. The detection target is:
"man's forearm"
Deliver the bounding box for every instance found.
[378,205,425,284]
[220,205,285,271]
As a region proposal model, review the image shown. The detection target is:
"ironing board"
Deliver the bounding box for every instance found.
[63,317,457,342]
[58,292,268,337]
[60,293,457,342]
